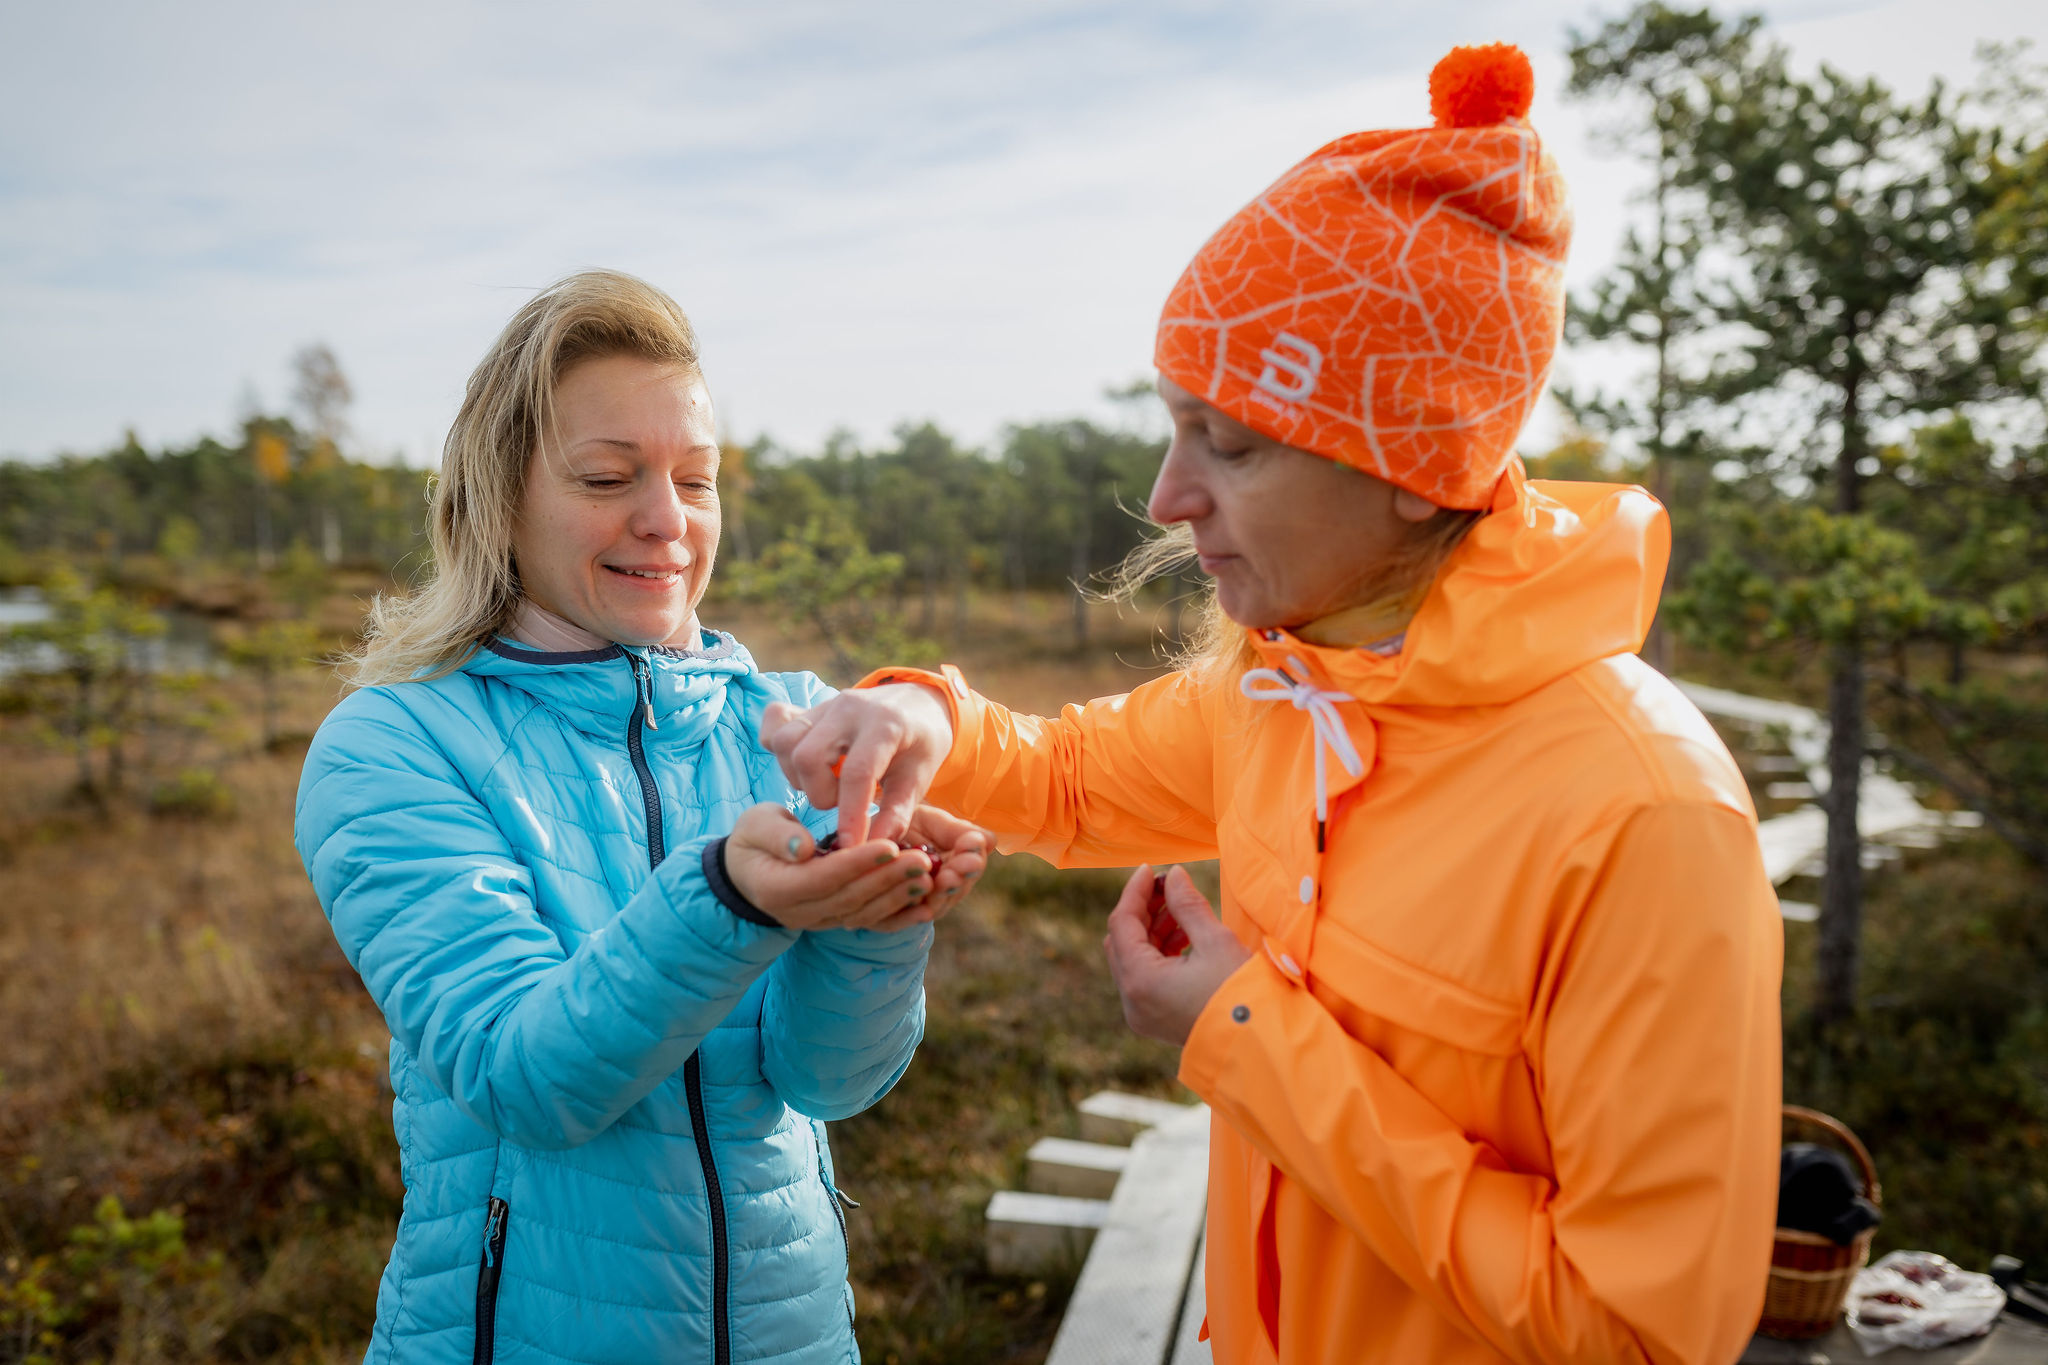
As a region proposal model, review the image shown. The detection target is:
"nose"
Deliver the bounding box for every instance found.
[1147,436,1210,527]
[628,477,689,545]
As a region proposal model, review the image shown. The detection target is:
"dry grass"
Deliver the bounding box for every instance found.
[0,590,1194,1364]
[7,584,2041,1361]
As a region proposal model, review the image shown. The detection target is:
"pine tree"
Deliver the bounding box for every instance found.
[1674,33,2047,1021]
[1562,5,1760,671]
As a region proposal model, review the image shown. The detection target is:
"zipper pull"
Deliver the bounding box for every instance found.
[833,1187,861,1210]
[482,1199,506,1267]
[631,654,659,731]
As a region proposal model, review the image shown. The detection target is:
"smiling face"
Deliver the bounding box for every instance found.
[1148,375,1440,631]
[510,354,722,647]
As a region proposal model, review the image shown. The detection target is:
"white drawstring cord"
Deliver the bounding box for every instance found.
[1240,656,1364,826]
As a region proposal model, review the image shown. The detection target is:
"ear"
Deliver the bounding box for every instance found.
[1392,488,1439,524]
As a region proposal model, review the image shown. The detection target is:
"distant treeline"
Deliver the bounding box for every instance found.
[725,417,1171,643]
[0,421,432,577]
[0,411,1175,636]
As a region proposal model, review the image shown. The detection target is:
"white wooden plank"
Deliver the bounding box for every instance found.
[1045,1104,1211,1365]
[1077,1090,1195,1145]
[1028,1137,1133,1199]
[1757,806,1829,885]
[1679,679,1970,887]
[986,1190,1109,1276]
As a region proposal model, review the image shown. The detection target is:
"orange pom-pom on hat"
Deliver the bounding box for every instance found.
[1430,42,1536,127]
[1155,43,1569,509]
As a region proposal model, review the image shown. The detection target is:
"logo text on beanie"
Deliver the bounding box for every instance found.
[1253,332,1323,408]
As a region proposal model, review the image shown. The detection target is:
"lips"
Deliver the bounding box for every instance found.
[604,564,684,584]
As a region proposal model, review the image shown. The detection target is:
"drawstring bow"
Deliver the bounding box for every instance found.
[1239,656,1364,826]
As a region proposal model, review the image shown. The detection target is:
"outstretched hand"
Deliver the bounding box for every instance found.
[760,682,954,846]
[1103,864,1251,1046]
[724,801,988,934]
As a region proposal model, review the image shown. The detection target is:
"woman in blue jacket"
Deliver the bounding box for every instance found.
[294,269,986,1365]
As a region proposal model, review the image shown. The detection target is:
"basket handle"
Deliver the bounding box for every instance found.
[1783,1104,1881,1209]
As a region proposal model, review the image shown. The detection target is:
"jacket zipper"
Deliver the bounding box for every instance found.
[820,1147,856,1333]
[687,1053,733,1365]
[627,653,730,1365]
[472,1196,509,1365]
[626,654,666,866]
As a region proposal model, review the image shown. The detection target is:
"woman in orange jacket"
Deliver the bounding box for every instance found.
[766,45,1783,1365]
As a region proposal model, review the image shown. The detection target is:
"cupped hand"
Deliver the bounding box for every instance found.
[1103,864,1252,1046]
[896,804,992,920]
[760,683,954,846]
[725,803,937,932]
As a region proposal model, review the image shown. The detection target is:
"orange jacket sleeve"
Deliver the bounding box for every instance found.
[861,666,1225,868]
[1179,801,1783,1365]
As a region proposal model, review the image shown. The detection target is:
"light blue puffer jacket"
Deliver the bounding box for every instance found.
[294,631,928,1365]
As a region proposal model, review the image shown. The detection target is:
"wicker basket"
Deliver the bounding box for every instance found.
[1757,1106,1882,1340]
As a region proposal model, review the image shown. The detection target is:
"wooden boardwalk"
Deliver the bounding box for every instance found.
[1675,681,1978,913]
[1041,1102,1212,1365]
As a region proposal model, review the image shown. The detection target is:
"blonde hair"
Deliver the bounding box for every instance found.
[1102,507,1483,686]
[341,270,702,687]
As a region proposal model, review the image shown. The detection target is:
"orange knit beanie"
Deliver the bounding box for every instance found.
[1154,44,1570,509]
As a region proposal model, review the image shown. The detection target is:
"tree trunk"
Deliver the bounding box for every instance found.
[1817,360,1867,1025]
[1642,145,1677,676]
[1817,637,1865,1024]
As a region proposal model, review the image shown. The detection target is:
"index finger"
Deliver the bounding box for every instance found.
[833,749,880,848]
[1104,864,1163,967]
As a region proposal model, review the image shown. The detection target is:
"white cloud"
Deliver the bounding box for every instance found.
[1,0,2041,463]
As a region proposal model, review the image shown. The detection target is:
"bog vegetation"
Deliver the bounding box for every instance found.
[2,5,2047,1362]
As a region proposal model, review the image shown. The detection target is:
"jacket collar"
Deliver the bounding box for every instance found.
[462,628,755,747]
[1245,460,1669,713]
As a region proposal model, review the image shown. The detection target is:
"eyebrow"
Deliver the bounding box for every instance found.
[568,438,720,455]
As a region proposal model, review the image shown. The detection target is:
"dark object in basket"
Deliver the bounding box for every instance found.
[814,831,940,863]
[1763,1107,1882,1339]
[1989,1256,2048,1327]
[1778,1143,1883,1246]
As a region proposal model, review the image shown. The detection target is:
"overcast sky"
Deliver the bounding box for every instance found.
[2,0,2043,466]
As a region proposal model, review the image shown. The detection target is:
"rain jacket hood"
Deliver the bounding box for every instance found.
[866,472,1781,1365]
[1257,462,1667,713]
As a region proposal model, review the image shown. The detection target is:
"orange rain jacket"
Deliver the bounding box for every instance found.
[866,466,1782,1365]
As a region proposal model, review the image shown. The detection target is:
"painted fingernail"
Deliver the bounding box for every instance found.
[944,886,961,896]
[786,835,803,859]
[875,853,893,866]
[905,867,923,880]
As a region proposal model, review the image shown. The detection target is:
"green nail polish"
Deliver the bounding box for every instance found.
[787,836,802,859]
[875,853,893,866]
